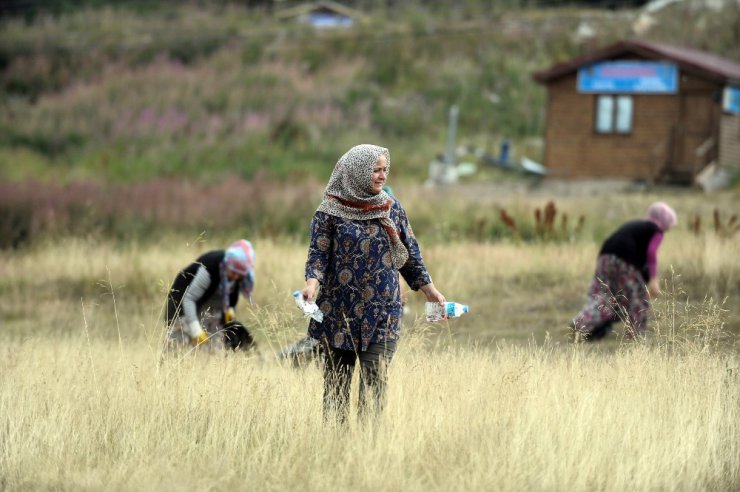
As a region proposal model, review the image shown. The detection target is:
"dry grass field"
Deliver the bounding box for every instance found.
[1,190,738,491]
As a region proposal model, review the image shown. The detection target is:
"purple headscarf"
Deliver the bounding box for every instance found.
[646,202,677,231]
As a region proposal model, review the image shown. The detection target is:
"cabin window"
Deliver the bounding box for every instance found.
[595,95,633,134]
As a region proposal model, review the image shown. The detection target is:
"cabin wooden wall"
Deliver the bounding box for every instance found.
[542,68,721,181]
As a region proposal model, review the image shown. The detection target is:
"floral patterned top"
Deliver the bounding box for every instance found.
[305,199,432,351]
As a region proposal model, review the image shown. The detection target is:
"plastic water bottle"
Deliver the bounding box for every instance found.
[293,291,324,323]
[425,301,469,322]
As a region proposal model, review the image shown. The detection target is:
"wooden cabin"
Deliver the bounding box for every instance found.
[532,40,740,184]
[275,1,365,29]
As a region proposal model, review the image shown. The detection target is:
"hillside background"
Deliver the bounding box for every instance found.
[1,0,739,244]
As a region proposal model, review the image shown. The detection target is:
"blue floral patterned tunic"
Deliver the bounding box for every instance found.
[305,198,432,351]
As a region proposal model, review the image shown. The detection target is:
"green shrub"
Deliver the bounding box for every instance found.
[0,201,32,249]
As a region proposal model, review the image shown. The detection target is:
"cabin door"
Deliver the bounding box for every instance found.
[673,91,716,179]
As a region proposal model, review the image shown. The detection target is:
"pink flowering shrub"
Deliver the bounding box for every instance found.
[0,177,322,248]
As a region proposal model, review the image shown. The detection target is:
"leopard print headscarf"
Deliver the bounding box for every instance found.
[317,144,409,269]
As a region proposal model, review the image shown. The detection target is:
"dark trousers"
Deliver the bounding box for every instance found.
[321,339,397,423]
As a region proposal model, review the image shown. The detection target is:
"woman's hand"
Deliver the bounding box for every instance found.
[301,278,320,303]
[420,282,446,304]
[647,277,661,298]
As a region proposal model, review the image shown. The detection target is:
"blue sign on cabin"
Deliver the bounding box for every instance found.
[309,12,353,28]
[723,86,740,114]
[577,61,678,94]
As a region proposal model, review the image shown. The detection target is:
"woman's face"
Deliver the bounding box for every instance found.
[371,155,389,195]
[226,269,242,281]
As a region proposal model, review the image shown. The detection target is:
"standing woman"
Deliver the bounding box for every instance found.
[300,144,445,422]
[166,239,256,348]
[572,202,678,341]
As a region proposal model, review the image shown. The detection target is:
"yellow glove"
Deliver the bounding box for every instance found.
[225,308,235,323]
[192,330,209,346]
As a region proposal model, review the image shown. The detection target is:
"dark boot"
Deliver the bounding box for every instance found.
[586,321,614,342]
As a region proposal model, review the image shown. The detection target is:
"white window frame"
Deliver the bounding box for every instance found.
[595,94,633,134]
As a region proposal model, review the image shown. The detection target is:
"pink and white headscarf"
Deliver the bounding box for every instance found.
[646,202,678,231]
[225,239,255,276]
[221,239,256,312]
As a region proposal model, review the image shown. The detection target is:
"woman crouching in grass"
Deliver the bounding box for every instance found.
[571,202,677,342]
